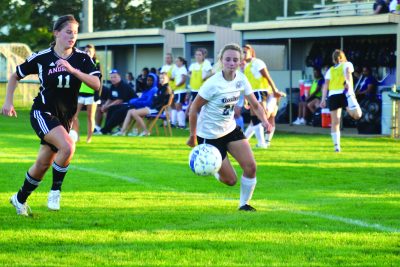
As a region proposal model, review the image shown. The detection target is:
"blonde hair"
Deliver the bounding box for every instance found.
[212,43,243,73]
[332,49,347,65]
[243,44,256,58]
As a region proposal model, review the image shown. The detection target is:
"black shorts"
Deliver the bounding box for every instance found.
[328,94,348,111]
[174,92,187,104]
[30,110,71,152]
[190,91,198,102]
[197,126,246,160]
[306,95,321,103]
[254,91,268,102]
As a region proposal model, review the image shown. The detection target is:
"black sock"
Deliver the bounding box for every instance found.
[17,172,41,204]
[52,161,69,191]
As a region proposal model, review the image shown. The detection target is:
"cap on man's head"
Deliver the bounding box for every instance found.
[109,69,119,74]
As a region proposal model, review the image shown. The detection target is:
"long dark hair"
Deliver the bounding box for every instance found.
[50,14,79,47]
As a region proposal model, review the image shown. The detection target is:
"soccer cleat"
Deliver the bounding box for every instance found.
[293,118,301,125]
[238,204,256,212]
[112,131,123,136]
[255,143,268,149]
[10,193,31,216]
[138,131,150,137]
[47,190,61,211]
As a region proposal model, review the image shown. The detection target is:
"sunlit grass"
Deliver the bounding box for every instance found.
[0,110,399,266]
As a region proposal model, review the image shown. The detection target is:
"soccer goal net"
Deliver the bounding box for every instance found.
[0,43,39,108]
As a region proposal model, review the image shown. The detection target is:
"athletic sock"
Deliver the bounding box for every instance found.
[331,131,341,150]
[177,110,186,127]
[265,126,275,144]
[244,123,254,139]
[52,161,69,191]
[170,109,177,126]
[17,172,41,204]
[253,123,266,146]
[240,176,257,207]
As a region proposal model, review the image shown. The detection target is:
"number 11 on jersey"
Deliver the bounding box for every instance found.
[57,75,70,88]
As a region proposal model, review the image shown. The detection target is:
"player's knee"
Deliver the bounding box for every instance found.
[59,140,75,158]
[243,161,257,177]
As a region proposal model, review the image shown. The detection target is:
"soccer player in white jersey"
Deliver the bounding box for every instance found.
[187,43,271,211]
[320,49,362,152]
[1,15,101,216]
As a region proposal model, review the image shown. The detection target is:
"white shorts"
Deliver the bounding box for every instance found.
[266,94,278,112]
[78,96,96,105]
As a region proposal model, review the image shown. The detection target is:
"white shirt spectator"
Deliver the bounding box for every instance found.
[189,59,213,80]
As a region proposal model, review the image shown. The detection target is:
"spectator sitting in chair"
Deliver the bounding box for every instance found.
[97,73,159,135]
[114,72,172,136]
[306,68,325,116]
[94,69,135,133]
[355,66,377,102]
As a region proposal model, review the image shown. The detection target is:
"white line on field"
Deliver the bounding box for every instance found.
[1,152,399,233]
[294,210,400,233]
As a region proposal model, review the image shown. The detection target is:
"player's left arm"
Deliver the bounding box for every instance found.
[246,93,271,131]
[55,59,100,91]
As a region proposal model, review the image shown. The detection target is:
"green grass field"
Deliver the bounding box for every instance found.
[0,109,399,266]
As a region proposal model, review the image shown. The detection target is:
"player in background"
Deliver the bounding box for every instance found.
[72,44,101,143]
[1,15,101,216]
[187,43,271,211]
[160,53,176,89]
[242,44,285,148]
[170,56,188,128]
[186,48,212,119]
[320,49,362,152]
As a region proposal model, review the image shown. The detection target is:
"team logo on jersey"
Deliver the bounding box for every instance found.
[236,81,243,88]
[49,62,56,67]
[48,66,67,75]
[221,96,239,104]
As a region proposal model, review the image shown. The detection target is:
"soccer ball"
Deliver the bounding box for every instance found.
[69,129,78,143]
[189,144,222,176]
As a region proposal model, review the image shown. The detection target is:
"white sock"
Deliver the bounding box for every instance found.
[253,123,266,146]
[244,123,254,139]
[171,109,177,126]
[214,172,221,182]
[265,126,275,143]
[240,176,257,207]
[346,92,360,110]
[177,110,186,127]
[331,131,340,149]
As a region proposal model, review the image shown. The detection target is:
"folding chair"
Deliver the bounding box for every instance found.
[146,94,174,136]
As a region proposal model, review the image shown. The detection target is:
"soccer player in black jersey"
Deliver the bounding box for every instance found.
[1,15,101,216]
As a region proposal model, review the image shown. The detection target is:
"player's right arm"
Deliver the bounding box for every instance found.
[320,80,329,109]
[186,95,208,147]
[1,72,21,117]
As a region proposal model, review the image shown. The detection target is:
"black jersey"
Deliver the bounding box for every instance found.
[16,47,101,122]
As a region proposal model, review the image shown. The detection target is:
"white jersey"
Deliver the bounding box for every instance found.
[197,70,253,139]
[324,61,354,96]
[160,64,175,74]
[172,65,188,89]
